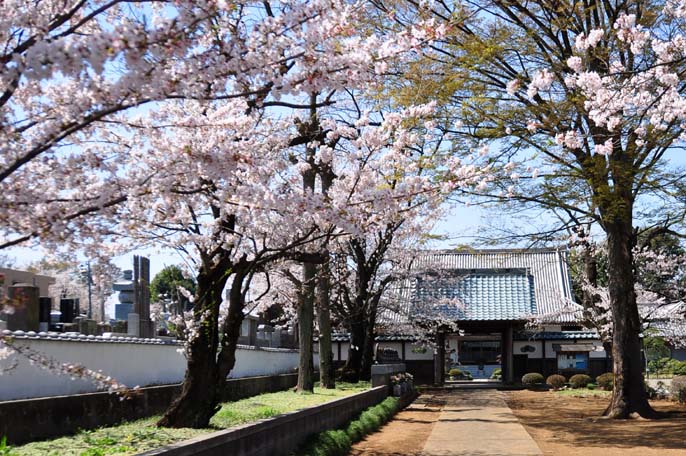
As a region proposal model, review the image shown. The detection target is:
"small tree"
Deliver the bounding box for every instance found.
[150,265,196,313]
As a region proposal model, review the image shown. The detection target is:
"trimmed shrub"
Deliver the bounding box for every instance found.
[546,374,566,390]
[448,368,463,378]
[522,373,545,386]
[569,374,592,388]
[671,376,686,403]
[587,383,597,390]
[596,372,614,391]
[490,368,502,380]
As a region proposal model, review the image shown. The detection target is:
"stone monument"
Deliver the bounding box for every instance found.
[133,255,154,338]
[6,283,40,332]
[112,270,134,321]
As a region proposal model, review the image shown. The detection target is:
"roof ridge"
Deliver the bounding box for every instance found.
[417,246,568,254]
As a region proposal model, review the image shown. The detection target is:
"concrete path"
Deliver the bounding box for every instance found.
[421,389,542,456]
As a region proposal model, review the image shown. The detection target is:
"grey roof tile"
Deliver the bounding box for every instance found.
[414,270,536,321]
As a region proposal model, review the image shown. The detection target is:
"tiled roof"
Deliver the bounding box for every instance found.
[331,333,417,342]
[380,247,577,325]
[1,329,178,345]
[515,330,599,340]
[413,248,575,319]
[414,270,536,321]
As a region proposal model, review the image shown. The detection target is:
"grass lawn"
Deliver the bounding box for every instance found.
[8,382,369,456]
[553,388,612,398]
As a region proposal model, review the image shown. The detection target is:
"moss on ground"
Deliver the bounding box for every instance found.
[7,382,369,456]
[554,389,612,398]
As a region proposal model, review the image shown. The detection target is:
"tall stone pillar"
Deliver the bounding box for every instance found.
[133,256,153,338]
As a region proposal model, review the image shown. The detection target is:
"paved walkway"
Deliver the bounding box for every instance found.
[421,389,542,456]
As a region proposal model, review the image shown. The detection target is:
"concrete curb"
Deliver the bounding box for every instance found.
[139,386,389,456]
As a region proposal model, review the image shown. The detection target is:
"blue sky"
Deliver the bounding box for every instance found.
[4,202,485,277]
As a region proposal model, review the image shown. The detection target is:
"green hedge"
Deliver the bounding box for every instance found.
[294,396,402,456]
[647,357,686,376]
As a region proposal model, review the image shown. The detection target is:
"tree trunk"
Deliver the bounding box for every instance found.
[604,220,656,418]
[360,307,378,381]
[157,333,222,428]
[317,260,335,388]
[157,262,229,428]
[217,270,250,380]
[297,261,316,392]
[342,316,365,382]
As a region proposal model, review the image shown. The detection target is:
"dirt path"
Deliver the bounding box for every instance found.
[349,391,444,456]
[505,390,686,456]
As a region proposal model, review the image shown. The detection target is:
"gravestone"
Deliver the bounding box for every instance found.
[39,297,52,332]
[59,298,79,323]
[112,270,134,321]
[7,283,40,331]
[133,256,154,338]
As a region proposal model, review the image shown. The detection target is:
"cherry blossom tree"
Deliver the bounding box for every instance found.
[377,0,686,418]
[561,228,686,345]
[1,0,455,427]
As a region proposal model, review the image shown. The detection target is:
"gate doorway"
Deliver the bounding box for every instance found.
[446,334,502,380]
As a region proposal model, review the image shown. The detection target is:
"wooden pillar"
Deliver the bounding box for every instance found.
[541,338,548,376]
[434,331,446,385]
[502,326,514,383]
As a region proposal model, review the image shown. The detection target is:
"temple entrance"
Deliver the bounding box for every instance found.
[446,334,502,380]
[434,323,516,385]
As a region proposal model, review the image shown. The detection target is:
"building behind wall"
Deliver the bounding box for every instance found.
[0,268,55,299]
[332,247,612,384]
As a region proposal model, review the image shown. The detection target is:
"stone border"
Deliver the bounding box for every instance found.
[1,373,300,445]
[139,386,389,456]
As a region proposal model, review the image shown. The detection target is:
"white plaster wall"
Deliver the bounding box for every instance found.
[335,341,349,361]
[445,335,459,352]
[0,339,311,401]
[405,343,434,360]
[230,346,316,378]
[513,340,543,359]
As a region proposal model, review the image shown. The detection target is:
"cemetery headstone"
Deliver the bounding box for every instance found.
[7,283,40,331]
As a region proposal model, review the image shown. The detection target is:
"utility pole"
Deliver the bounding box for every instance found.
[87,262,93,319]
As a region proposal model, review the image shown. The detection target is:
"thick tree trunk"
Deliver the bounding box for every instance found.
[297,261,316,392]
[604,220,656,418]
[342,317,365,382]
[360,307,378,381]
[317,260,335,388]
[157,333,222,428]
[157,262,229,428]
